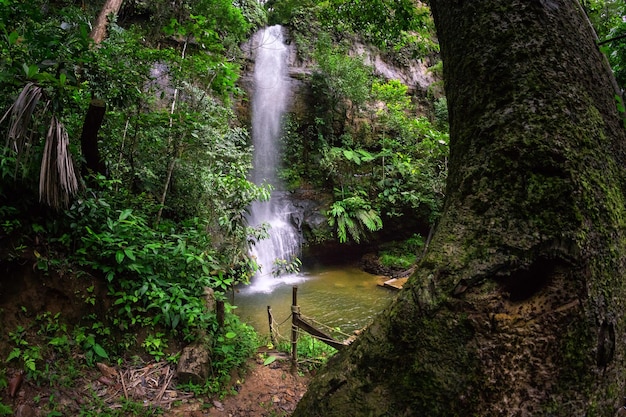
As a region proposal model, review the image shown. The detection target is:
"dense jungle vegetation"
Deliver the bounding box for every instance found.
[0,0,625,414]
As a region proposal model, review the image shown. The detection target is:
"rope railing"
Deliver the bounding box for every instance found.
[266,286,357,372]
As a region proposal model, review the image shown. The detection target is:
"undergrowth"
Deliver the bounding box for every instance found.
[275,333,338,371]
[379,233,424,269]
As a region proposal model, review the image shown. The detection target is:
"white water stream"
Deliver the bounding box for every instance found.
[246,25,303,294]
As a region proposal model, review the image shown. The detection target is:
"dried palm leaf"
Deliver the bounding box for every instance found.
[1,82,43,156]
[39,116,80,209]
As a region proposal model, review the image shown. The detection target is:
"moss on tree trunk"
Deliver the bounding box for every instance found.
[293,1,626,415]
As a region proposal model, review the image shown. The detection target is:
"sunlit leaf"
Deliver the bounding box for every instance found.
[263,355,277,366]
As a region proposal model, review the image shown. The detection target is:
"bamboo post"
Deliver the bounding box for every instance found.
[291,286,299,372]
[267,306,276,346]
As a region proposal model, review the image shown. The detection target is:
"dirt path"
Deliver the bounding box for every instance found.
[166,352,310,417]
[4,351,310,417]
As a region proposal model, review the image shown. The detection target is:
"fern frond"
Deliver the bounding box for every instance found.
[356,208,383,232]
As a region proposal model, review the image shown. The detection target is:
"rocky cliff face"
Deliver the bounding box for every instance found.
[351,41,435,92]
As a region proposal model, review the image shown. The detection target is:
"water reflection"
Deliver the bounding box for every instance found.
[233,265,396,338]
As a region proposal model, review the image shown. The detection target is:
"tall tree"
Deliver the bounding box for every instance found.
[293,1,626,416]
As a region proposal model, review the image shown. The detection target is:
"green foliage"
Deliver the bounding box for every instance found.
[272,257,302,276]
[433,96,449,131]
[0,0,91,93]
[0,370,10,414]
[267,0,437,56]
[60,200,242,334]
[379,234,424,269]
[311,38,373,142]
[142,332,168,361]
[278,116,308,190]
[5,314,97,387]
[276,64,449,245]
[81,27,156,108]
[6,326,43,379]
[328,194,383,243]
[74,330,109,366]
[235,0,268,30]
[0,399,10,416]
[375,80,449,219]
[317,0,437,54]
[0,4,272,379]
[138,0,256,55]
[276,333,336,370]
[586,0,626,88]
[179,313,258,396]
[311,77,448,240]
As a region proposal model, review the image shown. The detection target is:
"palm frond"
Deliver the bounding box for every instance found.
[1,82,43,157]
[39,116,80,209]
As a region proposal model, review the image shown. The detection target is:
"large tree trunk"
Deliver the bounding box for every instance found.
[294,1,626,416]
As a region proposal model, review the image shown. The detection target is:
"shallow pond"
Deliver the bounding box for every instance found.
[233,265,397,341]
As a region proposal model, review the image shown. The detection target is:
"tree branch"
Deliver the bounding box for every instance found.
[598,33,626,46]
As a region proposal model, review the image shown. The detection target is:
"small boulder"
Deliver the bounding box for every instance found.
[176,341,212,385]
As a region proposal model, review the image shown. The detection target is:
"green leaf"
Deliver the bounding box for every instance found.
[124,247,136,261]
[92,343,109,359]
[263,355,277,366]
[119,209,133,221]
[25,358,36,371]
[6,348,21,362]
[0,402,13,415]
[8,31,19,45]
[22,64,39,78]
[225,331,237,339]
[115,250,124,264]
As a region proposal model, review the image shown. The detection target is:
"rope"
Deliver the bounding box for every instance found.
[298,313,353,339]
[276,312,293,326]
[268,312,293,343]
[268,307,355,346]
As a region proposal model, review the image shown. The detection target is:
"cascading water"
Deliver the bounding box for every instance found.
[246,25,303,294]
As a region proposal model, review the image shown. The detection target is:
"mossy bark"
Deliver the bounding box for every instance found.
[293,1,626,416]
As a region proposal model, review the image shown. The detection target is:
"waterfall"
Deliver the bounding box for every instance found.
[246,25,303,294]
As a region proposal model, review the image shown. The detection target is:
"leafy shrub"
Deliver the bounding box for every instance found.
[276,333,336,370]
[379,234,424,269]
[327,194,382,243]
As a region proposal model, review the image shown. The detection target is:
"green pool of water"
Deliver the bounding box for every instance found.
[233,265,397,340]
